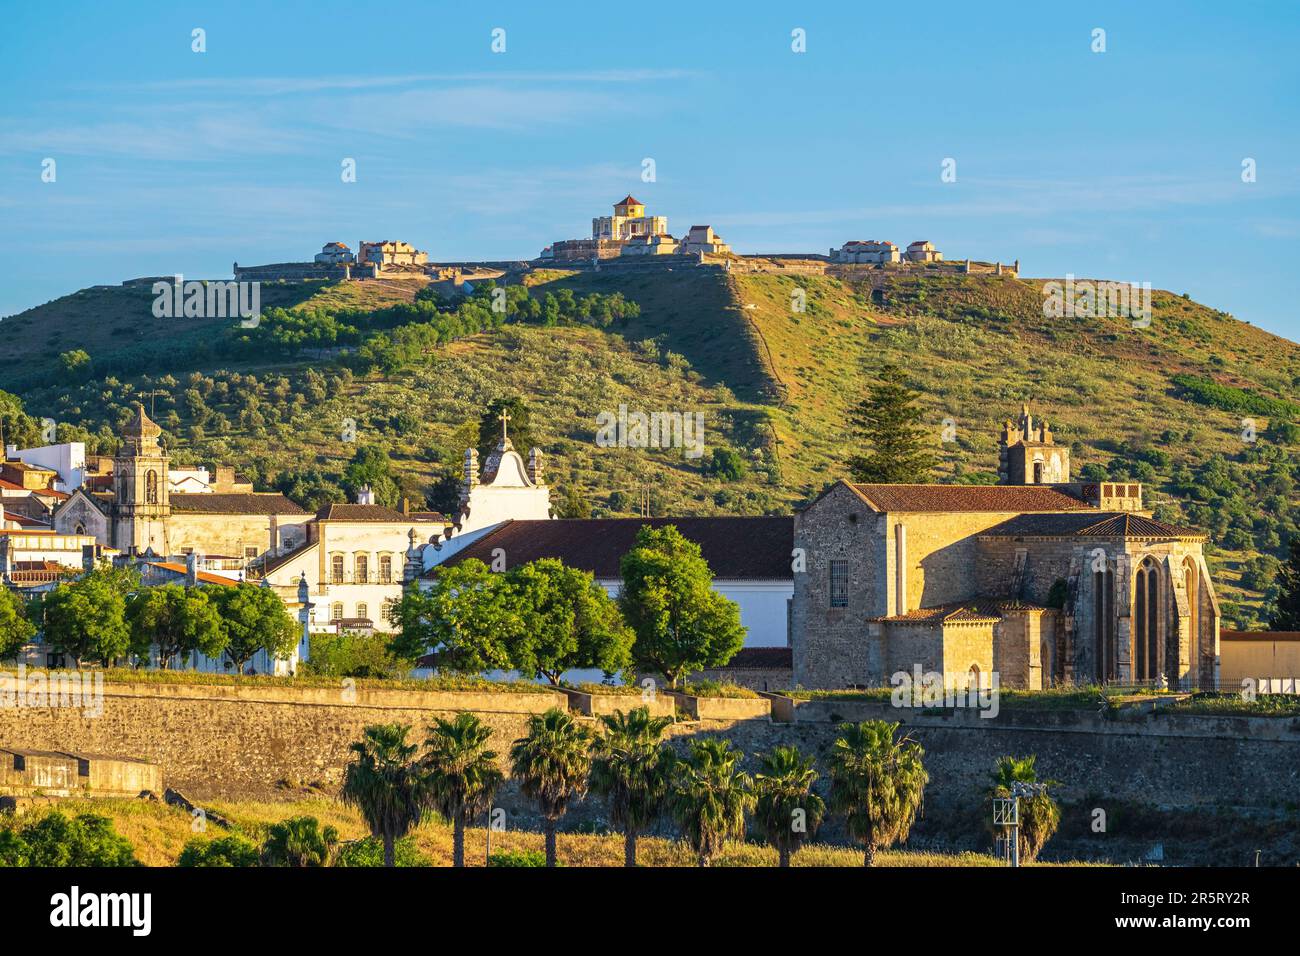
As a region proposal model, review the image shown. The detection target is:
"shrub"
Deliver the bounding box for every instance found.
[487,849,549,867]
[335,836,430,867]
[177,834,260,867]
[4,812,137,867]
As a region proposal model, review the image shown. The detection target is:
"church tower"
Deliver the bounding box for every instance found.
[112,404,171,554]
[450,410,551,536]
[998,404,1070,485]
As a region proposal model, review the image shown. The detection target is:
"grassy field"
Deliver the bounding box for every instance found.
[19,797,1059,868]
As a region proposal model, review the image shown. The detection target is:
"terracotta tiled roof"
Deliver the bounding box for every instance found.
[144,561,237,586]
[315,503,409,522]
[435,516,795,581]
[171,493,307,515]
[616,195,643,207]
[846,482,1091,513]
[712,647,792,670]
[978,512,1203,540]
[871,598,1051,624]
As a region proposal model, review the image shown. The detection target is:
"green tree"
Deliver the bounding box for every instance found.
[126,584,225,669]
[553,486,591,519]
[0,587,36,661]
[5,812,137,866]
[588,707,675,867]
[705,447,747,481]
[388,561,515,671]
[509,707,593,866]
[341,724,435,867]
[58,349,93,381]
[669,738,753,867]
[342,445,400,507]
[828,720,929,866]
[41,568,138,667]
[618,525,745,687]
[209,583,299,674]
[0,389,42,449]
[260,816,338,867]
[477,396,533,461]
[508,559,633,684]
[177,834,260,867]
[1269,536,1300,630]
[753,745,826,867]
[848,363,936,483]
[988,755,1059,863]
[423,712,504,867]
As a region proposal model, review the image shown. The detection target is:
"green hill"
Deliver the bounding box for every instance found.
[2,265,1296,628]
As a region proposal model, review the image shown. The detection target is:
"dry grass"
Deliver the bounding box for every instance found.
[19,797,1098,867]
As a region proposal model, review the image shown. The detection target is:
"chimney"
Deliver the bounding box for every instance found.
[401,497,410,516]
[356,484,375,506]
[185,551,199,587]
[82,544,96,573]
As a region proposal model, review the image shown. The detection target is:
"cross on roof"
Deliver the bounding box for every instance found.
[499,409,511,440]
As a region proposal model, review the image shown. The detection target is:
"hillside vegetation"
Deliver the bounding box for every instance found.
[2,264,1296,627]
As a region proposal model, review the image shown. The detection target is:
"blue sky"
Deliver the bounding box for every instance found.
[2,1,1298,339]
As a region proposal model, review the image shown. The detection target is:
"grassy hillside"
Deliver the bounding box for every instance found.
[2,265,1296,626]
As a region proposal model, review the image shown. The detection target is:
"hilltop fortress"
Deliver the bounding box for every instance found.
[223,195,1019,284]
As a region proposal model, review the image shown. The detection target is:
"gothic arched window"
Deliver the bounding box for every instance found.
[1134,557,1159,683]
[1093,563,1115,682]
[145,469,159,505]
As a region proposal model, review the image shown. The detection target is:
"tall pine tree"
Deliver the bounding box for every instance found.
[848,364,936,483]
[1269,536,1300,630]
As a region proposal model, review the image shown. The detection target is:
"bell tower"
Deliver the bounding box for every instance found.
[112,403,171,554]
[998,404,1070,485]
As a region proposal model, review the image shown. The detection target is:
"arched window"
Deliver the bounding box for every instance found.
[379,555,393,583]
[145,470,159,505]
[331,554,344,584]
[1093,563,1114,682]
[1032,461,1044,484]
[968,664,981,690]
[74,522,86,535]
[1134,558,1159,683]
[355,554,368,584]
[1184,558,1200,685]
[356,603,369,621]
[331,602,344,621]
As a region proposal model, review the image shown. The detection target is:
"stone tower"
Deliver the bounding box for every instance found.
[998,404,1070,485]
[112,403,171,554]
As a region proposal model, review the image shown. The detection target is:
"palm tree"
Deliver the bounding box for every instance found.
[424,712,504,867]
[827,720,928,866]
[988,755,1059,863]
[588,706,674,867]
[509,707,594,867]
[260,816,339,867]
[753,745,825,867]
[669,737,753,866]
[341,723,433,867]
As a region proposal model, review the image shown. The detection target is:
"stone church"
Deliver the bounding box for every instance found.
[792,406,1220,691]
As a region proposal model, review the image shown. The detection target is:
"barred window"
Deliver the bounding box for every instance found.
[829,559,849,608]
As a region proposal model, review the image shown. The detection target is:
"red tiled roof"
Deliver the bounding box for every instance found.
[978,512,1203,540]
[171,493,307,515]
[615,195,643,206]
[145,561,237,587]
[845,482,1091,514]
[871,598,1049,625]
[435,516,795,581]
[316,503,410,522]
